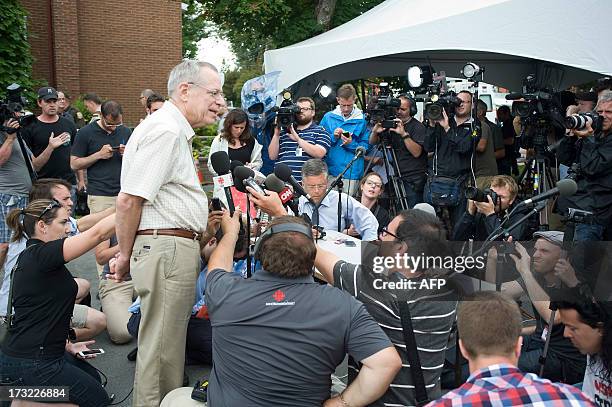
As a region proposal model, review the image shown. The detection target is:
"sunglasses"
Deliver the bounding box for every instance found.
[38,200,62,220]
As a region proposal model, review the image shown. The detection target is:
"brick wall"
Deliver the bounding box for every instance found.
[20,0,182,125]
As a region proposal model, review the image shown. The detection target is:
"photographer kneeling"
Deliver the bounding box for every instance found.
[452,175,529,241]
[1,199,115,406]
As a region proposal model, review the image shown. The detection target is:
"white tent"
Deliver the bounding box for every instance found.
[264,0,612,95]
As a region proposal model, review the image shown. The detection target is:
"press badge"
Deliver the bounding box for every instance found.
[295,146,303,157]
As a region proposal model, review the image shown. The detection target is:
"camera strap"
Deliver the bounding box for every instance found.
[15,132,37,182]
[397,300,430,406]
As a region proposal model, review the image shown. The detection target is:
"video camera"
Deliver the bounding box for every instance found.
[365,82,401,130]
[406,67,462,122]
[271,89,300,129]
[424,91,462,122]
[0,83,34,133]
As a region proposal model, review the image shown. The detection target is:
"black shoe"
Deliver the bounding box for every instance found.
[183,372,189,387]
[127,347,138,361]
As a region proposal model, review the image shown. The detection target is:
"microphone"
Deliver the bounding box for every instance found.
[505,93,524,101]
[355,146,367,158]
[234,166,266,195]
[210,151,235,214]
[274,163,312,201]
[518,179,577,207]
[264,174,299,215]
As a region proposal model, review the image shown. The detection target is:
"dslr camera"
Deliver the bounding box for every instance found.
[565,112,603,133]
[271,89,300,129]
[366,82,401,130]
[0,83,34,133]
[465,186,499,205]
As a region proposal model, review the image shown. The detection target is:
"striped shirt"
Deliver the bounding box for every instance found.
[278,123,330,181]
[333,261,457,407]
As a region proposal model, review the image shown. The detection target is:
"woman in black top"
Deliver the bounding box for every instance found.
[344,172,390,238]
[1,199,115,407]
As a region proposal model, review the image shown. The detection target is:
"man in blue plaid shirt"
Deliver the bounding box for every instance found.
[427,291,594,406]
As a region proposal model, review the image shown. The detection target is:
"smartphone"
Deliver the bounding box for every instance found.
[211,197,222,211]
[78,348,104,357]
[345,241,357,247]
[342,131,351,138]
[111,146,121,151]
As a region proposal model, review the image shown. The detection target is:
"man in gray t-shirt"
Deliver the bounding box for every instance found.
[0,119,32,270]
[205,212,401,407]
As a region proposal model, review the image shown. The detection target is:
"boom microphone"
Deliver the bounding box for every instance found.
[210,151,235,214]
[518,179,577,207]
[274,163,312,201]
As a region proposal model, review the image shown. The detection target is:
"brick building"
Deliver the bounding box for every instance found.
[20,0,182,125]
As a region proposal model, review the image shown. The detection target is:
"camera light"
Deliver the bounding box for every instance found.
[407,65,433,89]
[461,62,483,79]
[318,85,332,98]
[281,90,292,100]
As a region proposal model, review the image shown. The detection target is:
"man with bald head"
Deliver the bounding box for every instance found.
[112,61,223,405]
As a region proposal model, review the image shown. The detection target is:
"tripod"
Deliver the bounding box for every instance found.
[517,154,556,230]
[363,131,410,216]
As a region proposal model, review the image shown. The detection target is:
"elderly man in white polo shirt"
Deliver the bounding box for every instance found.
[111,60,223,406]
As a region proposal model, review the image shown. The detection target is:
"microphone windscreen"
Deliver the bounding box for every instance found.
[264,174,285,193]
[557,178,578,196]
[210,151,230,175]
[356,146,367,156]
[505,93,524,101]
[230,160,243,173]
[274,163,293,182]
[233,166,255,193]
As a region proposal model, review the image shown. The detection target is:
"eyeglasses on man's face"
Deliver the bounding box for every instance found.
[378,226,399,240]
[188,82,225,100]
[299,107,313,113]
[102,117,123,129]
[305,183,327,191]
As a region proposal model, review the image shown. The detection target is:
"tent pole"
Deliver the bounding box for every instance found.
[360,79,366,110]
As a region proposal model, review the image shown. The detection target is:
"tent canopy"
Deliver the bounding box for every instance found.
[264,0,612,96]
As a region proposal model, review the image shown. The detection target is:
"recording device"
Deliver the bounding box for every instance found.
[465,186,499,204]
[424,92,462,122]
[365,82,401,130]
[210,151,235,214]
[0,83,35,132]
[567,208,594,224]
[406,67,461,122]
[564,112,603,132]
[301,213,326,239]
[271,89,300,128]
[211,197,222,211]
[234,166,266,195]
[264,173,299,214]
[517,178,577,207]
[274,163,312,201]
[78,348,104,357]
[191,379,209,402]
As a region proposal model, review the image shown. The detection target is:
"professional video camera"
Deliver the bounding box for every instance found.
[565,112,604,133]
[465,186,499,204]
[405,66,462,122]
[0,83,34,133]
[424,91,462,122]
[271,89,300,129]
[365,82,401,130]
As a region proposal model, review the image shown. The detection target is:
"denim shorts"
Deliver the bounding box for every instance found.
[0,193,28,243]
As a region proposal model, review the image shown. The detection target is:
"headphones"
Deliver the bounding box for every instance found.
[252,222,313,261]
[399,94,417,117]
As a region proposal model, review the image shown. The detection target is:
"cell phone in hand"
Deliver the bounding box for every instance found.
[111,146,121,151]
[78,348,104,357]
[342,131,351,138]
[211,197,222,211]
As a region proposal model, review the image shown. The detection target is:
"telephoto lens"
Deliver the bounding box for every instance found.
[564,113,593,130]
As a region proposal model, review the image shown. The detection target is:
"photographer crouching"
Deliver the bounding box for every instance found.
[557,90,612,241]
[452,175,530,241]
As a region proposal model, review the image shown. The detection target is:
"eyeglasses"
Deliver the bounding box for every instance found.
[379,227,399,240]
[38,200,61,220]
[102,117,123,128]
[338,103,353,108]
[188,82,225,100]
[299,107,313,112]
[365,180,383,188]
[305,183,327,191]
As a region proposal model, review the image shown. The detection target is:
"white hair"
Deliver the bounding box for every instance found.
[167,60,218,97]
[597,89,612,109]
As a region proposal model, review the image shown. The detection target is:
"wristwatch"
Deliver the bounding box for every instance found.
[401,134,410,140]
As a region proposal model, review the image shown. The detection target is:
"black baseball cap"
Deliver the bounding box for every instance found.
[576,91,597,103]
[38,86,58,101]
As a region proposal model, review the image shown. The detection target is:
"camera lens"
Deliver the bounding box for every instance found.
[426,104,443,121]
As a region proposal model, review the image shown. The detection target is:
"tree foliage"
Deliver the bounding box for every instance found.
[0,1,36,103]
[183,0,211,59]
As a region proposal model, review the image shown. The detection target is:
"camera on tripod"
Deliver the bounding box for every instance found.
[565,112,603,133]
[271,89,300,129]
[465,186,499,204]
[0,83,34,133]
[366,82,401,130]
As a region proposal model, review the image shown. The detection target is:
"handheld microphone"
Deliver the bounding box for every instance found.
[519,179,577,207]
[234,166,266,195]
[210,151,235,214]
[274,163,312,201]
[264,174,299,214]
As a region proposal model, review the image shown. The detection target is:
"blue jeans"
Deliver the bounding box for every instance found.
[0,350,110,407]
[574,223,605,242]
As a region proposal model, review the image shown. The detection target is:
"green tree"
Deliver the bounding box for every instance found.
[0,1,36,103]
[183,0,210,59]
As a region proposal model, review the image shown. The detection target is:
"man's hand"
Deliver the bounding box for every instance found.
[554,258,579,287]
[77,179,86,191]
[509,241,531,274]
[389,119,406,137]
[429,109,450,131]
[288,124,300,142]
[97,144,114,160]
[108,252,130,282]
[66,340,97,359]
[345,224,360,237]
[371,123,384,135]
[119,143,125,156]
[333,128,344,139]
[49,131,70,149]
[341,132,352,145]
[247,186,287,217]
[473,195,496,217]
[467,199,477,216]
[573,121,594,138]
[221,206,241,236]
[323,396,345,407]
[205,209,224,237]
[2,119,19,137]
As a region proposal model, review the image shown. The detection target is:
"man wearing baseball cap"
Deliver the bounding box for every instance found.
[498,231,586,384]
[21,86,80,203]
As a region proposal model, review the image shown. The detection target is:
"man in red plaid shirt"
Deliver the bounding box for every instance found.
[427,291,594,406]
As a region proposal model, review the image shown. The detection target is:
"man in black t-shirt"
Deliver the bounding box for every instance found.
[21,87,80,197]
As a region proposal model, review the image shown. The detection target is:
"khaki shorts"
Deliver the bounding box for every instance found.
[71,304,88,329]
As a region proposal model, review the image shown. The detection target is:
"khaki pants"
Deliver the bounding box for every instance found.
[87,195,116,279]
[130,234,200,407]
[327,175,360,198]
[99,279,135,344]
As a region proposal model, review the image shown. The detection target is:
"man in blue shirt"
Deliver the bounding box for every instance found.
[321,84,370,196]
[268,97,330,181]
[298,159,379,241]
